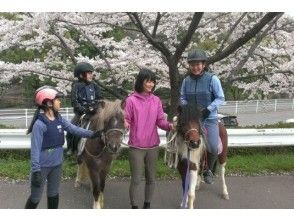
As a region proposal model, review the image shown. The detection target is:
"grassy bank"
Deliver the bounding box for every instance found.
[0,147,293,181]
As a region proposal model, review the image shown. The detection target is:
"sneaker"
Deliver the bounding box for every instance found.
[203,170,214,184]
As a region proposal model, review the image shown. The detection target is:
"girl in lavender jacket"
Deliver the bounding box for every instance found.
[124,68,173,209]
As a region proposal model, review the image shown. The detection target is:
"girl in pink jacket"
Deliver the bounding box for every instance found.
[124,68,173,209]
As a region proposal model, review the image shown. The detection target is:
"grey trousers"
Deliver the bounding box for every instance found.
[30,165,62,204]
[128,147,158,206]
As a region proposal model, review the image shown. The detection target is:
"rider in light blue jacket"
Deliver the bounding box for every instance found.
[180,48,225,184]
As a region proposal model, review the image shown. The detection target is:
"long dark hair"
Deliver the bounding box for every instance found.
[27,106,42,134]
[134,68,156,93]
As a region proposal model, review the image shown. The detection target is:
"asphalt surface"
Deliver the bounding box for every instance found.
[0,175,293,209]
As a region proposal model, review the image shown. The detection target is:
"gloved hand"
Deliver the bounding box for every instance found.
[31,171,42,187]
[201,108,211,119]
[86,107,96,115]
[76,106,86,115]
[91,130,102,139]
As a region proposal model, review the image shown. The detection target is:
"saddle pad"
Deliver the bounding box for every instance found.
[218,136,223,155]
[77,121,91,156]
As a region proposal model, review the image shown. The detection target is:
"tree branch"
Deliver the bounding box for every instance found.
[49,22,77,64]
[208,12,284,64]
[231,14,283,74]
[174,12,203,63]
[152,12,161,37]
[217,12,247,52]
[127,12,171,58]
[56,18,140,32]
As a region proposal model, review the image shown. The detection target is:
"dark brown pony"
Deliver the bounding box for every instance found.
[166,104,229,209]
[74,100,125,209]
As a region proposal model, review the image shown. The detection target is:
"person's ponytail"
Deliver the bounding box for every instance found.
[27,107,41,134]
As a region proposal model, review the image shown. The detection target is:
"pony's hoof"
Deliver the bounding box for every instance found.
[74,181,81,188]
[222,194,229,200]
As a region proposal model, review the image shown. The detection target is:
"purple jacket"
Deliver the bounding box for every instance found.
[124,92,171,149]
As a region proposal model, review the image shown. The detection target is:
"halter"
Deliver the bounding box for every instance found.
[183,128,201,151]
[184,128,199,139]
[85,128,125,159]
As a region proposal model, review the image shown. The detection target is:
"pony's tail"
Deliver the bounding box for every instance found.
[27,107,41,134]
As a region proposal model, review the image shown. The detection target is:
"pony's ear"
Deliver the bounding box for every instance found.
[97,100,105,109]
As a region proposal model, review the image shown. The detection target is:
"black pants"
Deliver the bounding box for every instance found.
[66,115,81,153]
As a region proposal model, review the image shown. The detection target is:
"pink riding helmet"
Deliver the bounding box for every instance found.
[35,86,63,106]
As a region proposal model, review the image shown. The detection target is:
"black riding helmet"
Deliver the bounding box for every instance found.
[73,62,95,78]
[187,49,208,62]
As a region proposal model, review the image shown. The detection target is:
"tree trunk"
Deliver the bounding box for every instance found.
[168,60,181,117]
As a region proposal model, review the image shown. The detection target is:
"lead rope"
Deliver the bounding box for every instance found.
[181,149,190,209]
[120,131,178,148]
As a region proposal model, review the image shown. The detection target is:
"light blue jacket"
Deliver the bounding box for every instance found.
[180,71,225,119]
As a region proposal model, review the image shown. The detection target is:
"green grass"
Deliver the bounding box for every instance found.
[0,148,294,181]
[227,152,294,175]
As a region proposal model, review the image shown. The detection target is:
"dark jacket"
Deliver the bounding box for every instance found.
[71,81,103,115]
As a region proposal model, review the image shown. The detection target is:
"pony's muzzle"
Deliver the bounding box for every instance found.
[108,143,121,153]
[189,140,200,149]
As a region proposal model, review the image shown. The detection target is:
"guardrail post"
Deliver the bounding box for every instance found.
[66,107,69,120]
[256,100,259,113]
[274,99,277,112]
[292,98,294,110]
[25,109,28,128]
[235,101,238,114]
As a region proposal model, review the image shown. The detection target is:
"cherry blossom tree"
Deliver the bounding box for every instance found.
[0,12,293,113]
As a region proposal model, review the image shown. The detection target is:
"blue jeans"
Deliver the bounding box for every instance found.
[202,118,219,155]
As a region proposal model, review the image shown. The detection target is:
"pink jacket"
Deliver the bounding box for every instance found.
[124,92,171,149]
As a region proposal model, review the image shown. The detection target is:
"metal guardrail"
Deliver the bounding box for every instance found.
[0,98,294,128]
[0,129,294,149]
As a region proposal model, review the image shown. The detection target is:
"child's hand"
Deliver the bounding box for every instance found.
[31,171,42,187]
[169,123,175,131]
[124,121,130,130]
[91,130,102,139]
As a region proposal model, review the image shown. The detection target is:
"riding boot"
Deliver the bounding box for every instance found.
[25,197,39,209]
[143,202,150,209]
[203,152,218,184]
[47,194,59,209]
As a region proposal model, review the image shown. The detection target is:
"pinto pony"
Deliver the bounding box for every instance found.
[74,100,125,209]
[165,104,229,209]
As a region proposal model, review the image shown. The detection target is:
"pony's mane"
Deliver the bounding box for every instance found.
[90,99,124,130]
[178,104,202,131]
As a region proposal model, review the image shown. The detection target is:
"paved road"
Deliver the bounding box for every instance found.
[236,110,294,126]
[0,175,293,209]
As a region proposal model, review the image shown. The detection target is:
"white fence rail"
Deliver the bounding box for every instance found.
[0,99,293,128]
[1,129,294,149]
